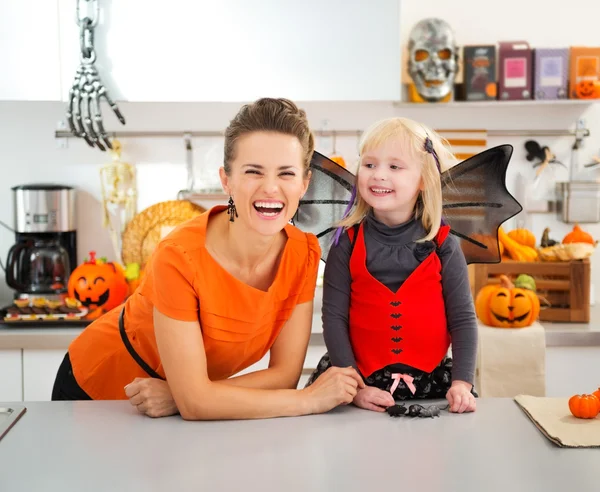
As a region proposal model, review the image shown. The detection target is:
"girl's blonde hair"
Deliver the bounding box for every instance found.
[338,117,457,242]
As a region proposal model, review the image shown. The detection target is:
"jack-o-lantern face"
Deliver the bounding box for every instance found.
[575,80,598,99]
[67,251,128,312]
[475,275,540,328]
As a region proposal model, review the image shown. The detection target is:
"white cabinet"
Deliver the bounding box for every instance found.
[0,350,23,402]
[22,349,66,401]
[0,1,62,101]
[58,0,401,102]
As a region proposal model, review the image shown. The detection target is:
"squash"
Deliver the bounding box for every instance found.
[568,394,600,419]
[540,227,558,247]
[475,274,540,328]
[508,228,536,248]
[594,388,600,402]
[498,226,538,261]
[562,224,595,245]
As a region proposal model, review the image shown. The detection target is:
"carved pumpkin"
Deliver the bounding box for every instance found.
[67,251,128,312]
[575,80,599,99]
[562,224,595,245]
[475,274,540,328]
[568,394,600,419]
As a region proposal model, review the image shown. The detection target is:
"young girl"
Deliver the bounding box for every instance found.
[307,117,478,414]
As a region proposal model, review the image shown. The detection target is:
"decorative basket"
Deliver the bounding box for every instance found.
[121,200,206,267]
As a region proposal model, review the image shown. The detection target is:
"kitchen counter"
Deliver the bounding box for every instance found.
[0,399,596,492]
[2,309,600,349]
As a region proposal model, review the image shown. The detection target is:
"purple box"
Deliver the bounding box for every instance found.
[533,48,569,99]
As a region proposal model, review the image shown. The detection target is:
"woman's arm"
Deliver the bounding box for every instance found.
[153,306,363,420]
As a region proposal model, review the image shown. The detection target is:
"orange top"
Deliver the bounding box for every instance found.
[68,205,321,400]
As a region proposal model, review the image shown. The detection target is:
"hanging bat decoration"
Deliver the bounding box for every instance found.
[524,140,567,175]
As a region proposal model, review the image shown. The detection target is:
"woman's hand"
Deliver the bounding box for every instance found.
[124,377,179,418]
[353,386,395,412]
[301,366,365,414]
[446,380,476,413]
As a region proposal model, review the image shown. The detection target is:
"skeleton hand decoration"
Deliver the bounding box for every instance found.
[67,62,125,151]
[67,5,125,151]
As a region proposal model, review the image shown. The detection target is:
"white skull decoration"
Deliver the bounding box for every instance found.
[408,18,458,102]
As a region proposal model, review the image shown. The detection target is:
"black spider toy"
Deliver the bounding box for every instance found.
[386,403,448,419]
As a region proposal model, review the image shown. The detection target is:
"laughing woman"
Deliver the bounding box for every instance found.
[51,98,364,419]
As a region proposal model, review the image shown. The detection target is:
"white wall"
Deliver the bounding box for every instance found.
[1,0,600,305]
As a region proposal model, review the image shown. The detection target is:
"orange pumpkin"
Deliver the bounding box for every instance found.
[475,274,540,328]
[562,224,595,245]
[575,80,599,99]
[593,388,600,402]
[568,394,600,419]
[67,251,128,312]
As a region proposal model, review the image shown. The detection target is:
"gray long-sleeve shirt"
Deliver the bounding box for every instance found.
[322,211,478,385]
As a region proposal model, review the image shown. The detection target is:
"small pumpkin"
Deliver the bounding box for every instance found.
[67,251,128,312]
[568,394,600,419]
[593,388,600,402]
[507,228,536,248]
[475,274,540,328]
[562,224,595,245]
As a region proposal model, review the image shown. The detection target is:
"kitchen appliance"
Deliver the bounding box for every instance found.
[555,181,600,223]
[5,184,77,298]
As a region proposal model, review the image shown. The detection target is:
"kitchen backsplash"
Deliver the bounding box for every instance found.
[1,100,600,304]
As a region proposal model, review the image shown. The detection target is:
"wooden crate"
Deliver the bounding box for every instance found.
[469,259,590,323]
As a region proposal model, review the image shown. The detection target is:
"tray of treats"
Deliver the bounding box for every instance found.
[0,297,90,327]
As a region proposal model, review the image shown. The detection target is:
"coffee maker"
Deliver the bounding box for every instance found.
[5,184,77,298]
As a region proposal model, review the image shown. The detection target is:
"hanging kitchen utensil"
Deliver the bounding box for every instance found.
[66,0,126,151]
[99,139,138,262]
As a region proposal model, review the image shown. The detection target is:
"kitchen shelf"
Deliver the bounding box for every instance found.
[392,99,599,108]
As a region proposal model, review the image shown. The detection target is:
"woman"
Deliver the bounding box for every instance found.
[52,97,364,419]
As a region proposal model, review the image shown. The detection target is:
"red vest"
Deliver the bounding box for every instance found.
[348,223,451,378]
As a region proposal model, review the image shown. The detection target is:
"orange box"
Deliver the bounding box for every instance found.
[569,46,600,99]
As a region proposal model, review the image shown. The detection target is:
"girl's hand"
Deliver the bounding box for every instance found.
[446,380,476,413]
[125,377,179,418]
[301,366,365,414]
[353,386,396,412]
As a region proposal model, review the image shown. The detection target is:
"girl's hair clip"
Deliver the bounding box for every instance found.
[424,136,441,173]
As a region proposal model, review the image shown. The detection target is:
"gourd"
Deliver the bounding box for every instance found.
[562,224,595,245]
[498,227,538,261]
[540,227,558,247]
[507,228,536,248]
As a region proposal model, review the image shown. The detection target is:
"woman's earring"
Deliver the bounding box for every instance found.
[227,196,238,222]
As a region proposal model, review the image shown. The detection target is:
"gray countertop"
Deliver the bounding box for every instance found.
[0,399,596,492]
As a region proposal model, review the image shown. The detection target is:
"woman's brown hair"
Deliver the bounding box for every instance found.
[223,98,314,176]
